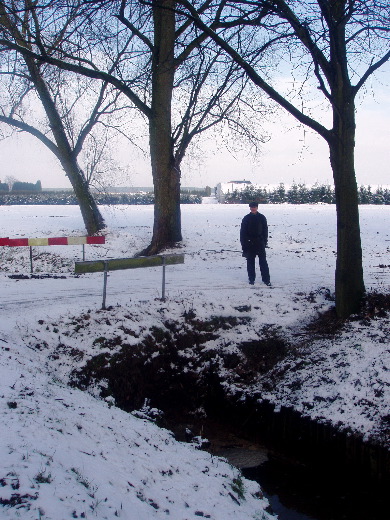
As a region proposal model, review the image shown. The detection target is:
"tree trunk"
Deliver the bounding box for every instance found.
[27,59,105,235]
[326,4,365,318]
[61,158,106,235]
[329,97,365,318]
[143,0,182,255]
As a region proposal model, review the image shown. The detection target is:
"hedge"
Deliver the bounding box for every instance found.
[224,183,390,205]
[0,192,202,205]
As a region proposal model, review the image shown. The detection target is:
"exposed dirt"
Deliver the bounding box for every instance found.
[70,314,288,415]
[68,293,390,435]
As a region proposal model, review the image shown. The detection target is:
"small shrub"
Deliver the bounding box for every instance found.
[34,471,52,484]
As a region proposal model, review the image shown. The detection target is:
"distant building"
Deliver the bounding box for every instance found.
[215,180,252,203]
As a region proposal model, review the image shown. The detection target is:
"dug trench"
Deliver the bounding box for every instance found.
[68,307,389,520]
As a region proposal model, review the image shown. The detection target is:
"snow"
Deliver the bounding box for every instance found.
[1,348,268,519]
[0,202,389,519]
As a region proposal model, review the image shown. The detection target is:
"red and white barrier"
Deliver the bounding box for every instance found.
[0,236,105,246]
[0,235,105,273]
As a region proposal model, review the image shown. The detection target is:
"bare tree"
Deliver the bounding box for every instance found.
[0,1,108,234]
[3,174,18,190]
[81,128,134,192]
[0,0,267,253]
[178,0,390,317]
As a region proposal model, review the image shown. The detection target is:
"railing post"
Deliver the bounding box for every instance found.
[30,246,33,274]
[161,256,166,301]
[102,261,108,310]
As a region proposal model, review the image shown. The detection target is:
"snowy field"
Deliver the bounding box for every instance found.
[0,201,389,519]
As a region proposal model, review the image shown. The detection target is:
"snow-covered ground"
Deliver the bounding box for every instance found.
[0,202,389,519]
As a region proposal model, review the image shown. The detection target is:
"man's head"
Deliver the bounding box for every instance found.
[249,201,258,213]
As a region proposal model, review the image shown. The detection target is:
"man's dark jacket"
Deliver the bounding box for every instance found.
[240,211,268,255]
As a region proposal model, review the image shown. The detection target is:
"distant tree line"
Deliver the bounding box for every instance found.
[181,186,212,197]
[0,191,202,205]
[0,180,42,192]
[12,180,42,192]
[224,183,390,205]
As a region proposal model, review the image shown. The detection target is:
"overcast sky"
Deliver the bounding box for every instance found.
[1,76,389,190]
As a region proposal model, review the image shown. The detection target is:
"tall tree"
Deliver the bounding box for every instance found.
[1,0,266,253]
[149,0,181,251]
[178,0,390,317]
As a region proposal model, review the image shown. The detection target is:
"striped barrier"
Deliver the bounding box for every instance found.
[1,236,105,247]
[0,235,105,273]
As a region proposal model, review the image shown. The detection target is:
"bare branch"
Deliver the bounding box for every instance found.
[175,0,332,141]
[0,37,153,118]
[0,114,59,156]
[354,48,390,94]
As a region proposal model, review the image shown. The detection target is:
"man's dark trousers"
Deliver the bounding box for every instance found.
[246,241,270,284]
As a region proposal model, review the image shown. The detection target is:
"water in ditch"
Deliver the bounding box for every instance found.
[200,425,386,520]
[242,456,386,520]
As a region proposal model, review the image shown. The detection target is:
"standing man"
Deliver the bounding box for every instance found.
[240,201,271,286]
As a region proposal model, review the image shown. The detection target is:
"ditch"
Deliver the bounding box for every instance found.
[67,310,389,520]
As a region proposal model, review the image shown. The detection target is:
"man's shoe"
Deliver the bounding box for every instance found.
[265,281,271,286]
[249,280,255,285]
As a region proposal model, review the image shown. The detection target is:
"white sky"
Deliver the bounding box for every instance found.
[0,81,389,190]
